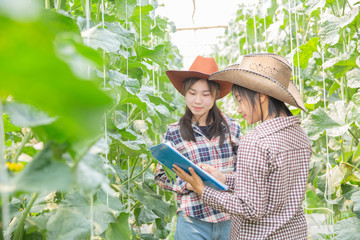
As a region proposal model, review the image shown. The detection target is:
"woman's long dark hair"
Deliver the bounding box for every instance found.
[232,84,292,122]
[179,78,230,146]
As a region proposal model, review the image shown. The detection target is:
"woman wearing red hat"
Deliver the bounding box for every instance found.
[154,56,242,240]
[173,53,311,239]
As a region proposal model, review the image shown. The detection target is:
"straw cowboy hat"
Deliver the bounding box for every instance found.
[166,56,233,99]
[209,53,306,111]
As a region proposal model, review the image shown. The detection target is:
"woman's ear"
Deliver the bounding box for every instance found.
[259,93,268,103]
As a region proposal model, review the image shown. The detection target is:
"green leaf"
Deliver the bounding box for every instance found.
[130,5,154,39]
[302,107,343,139]
[0,15,112,148]
[105,213,132,240]
[305,0,325,16]
[135,44,166,65]
[4,102,57,128]
[134,207,159,225]
[352,93,360,105]
[82,22,135,52]
[347,68,360,88]
[319,14,341,46]
[352,191,360,219]
[334,217,360,240]
[107,70,141,95]
[46,208,90,240]
[3,113,21,133]
[75,153,109,193]
[134,189,172,219]
[0,0,40,21]
[13,143,72,192]
[114,0,137,20]
[294,37,319,69]
[330,54,358,78]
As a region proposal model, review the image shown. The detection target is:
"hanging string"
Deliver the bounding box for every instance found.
[263,0,267,53]
[126,0,131,214]
[100,0,110,207]
[320,3,334,238]
[0,101,10,240]
[139,0,142,44]
[85,1,95,239]
[253,4,258,52]
[244,9,250,54]
[293,2,303,121]
[90,193,94,240]
[288,0,296,83]
[127,103,131,212]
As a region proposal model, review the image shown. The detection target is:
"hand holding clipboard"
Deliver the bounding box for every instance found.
[150,142,228,191]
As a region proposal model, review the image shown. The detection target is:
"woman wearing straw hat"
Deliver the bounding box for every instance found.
[173,53,311,239]
[154,56,242,240]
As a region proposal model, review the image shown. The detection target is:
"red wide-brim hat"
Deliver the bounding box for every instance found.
[166,56,233,99]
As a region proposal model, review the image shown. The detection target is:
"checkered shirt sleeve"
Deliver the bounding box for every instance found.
[201,116,311,239]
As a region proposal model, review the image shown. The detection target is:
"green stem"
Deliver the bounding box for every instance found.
[129,156,140,179]
[13,193,38,240]
[130,200,139,211]
[96,0,100,23]
[80,0,86,15]
[341,162,360,174]
[0,100,10,240]
[305,207,334,213]
[342,0,347,16]
[348,129,359,144]
[120,160,153,186]
[45,0,50,9]
[330,4,336,15]
[13,131,31,164]
[56,0,62,10]
[340,136,345,163]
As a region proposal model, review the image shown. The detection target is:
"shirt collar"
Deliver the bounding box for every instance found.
[255,116,300,139]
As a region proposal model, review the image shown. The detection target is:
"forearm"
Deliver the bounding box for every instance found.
[201,186,264,221]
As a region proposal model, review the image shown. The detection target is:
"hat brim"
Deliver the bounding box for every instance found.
[209,69,306,111]
[166,70,233,99]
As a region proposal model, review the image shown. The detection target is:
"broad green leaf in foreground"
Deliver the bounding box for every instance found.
[4,102,57,128]
[0,13,112,149]
[13,143,72,192]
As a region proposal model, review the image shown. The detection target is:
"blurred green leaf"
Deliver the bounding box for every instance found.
[352,190,360,219]
[4,102,57,128]
[13,143,72,192]
[347,68,360,88]
[0,15,112,148]
[114,0,137,20]
[319,14,341,46]
[334,217,360,240]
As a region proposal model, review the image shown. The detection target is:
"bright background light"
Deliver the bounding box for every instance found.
[157,0,240,69]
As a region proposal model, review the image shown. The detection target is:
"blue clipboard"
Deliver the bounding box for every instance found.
[150,142,228,191]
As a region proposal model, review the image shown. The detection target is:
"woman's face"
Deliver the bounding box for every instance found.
[234,92,261,124]
[185,79,215,121]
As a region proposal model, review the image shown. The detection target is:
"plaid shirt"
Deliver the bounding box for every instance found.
[155,115,241,222]
[202,116,311,239]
